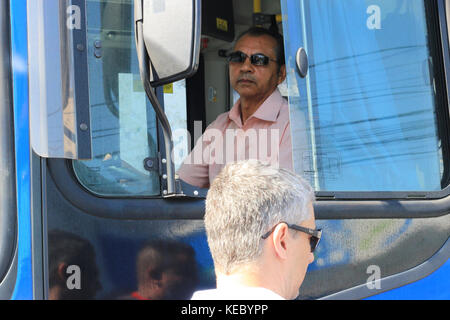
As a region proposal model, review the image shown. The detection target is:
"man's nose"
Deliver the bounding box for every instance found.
[239,56,254,72]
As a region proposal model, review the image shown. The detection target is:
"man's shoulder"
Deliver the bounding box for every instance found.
[274,95,290,127]
[205,111,231,130]
[191,289,225,300]
[214,111,231,123]
[191,287,285,300]
[266,89,290,122]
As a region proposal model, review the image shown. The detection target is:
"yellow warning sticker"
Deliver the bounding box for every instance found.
[216,18,228,32]
[163,83,173,94]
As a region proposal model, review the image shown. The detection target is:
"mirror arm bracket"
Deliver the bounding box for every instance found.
[136,20,181,196]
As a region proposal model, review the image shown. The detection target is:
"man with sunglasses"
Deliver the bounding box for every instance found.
[192,160,320,300]
[178,27,300,189]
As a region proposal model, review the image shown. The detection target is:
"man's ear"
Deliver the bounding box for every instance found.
[272,223,289,260]
[277,65,287,85]
[147,268,164,288]
[57,262,68,282]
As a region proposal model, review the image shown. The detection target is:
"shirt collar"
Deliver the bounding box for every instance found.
[229,89,284,127]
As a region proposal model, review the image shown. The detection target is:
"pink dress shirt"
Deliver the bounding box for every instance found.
[177,89,293,188]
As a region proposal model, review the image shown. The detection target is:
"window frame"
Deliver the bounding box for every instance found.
[58,0,450,220]
[72,0,164,198]
[51,156,449,219]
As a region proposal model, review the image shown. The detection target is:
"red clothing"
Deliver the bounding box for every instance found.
[130,291,148,300]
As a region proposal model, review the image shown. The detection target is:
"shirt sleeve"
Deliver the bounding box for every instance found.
[177,133,211,189]
[176,112,231,189]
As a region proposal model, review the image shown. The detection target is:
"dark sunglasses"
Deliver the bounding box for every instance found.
[261,222,322,253]
[227,50,278,66]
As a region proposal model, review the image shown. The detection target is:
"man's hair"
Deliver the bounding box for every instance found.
[48,230,99,299]
[136,240,198,282]
[136,240,198,298]
[235,27,285,67]
[205,160,315,274]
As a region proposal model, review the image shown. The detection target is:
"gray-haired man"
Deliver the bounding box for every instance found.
[192,160,321,300]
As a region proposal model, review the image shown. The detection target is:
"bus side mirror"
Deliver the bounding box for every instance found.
[134,0,201,196]
[134,0,201,87]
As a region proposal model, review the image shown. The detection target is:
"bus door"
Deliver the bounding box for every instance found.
[6,0,449,300]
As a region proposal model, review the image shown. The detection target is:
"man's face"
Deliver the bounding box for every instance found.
[288,204,316,299]
[229,34,286,101]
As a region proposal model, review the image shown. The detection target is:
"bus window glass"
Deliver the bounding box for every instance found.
[163,80,188,171]
[281,0,444,192]
[73,0,161,196]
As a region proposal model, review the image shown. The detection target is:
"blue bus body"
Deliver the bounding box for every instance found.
[1,0,448,300]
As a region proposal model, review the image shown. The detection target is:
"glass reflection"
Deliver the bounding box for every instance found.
[48,230,101,300]
[117,240,199,300]
[282,0,443,191]
[73,0,160,196]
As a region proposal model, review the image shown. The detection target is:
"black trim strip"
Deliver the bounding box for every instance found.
[48,158,450,220]
[430,0,450,189]
[71,0,92,160]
